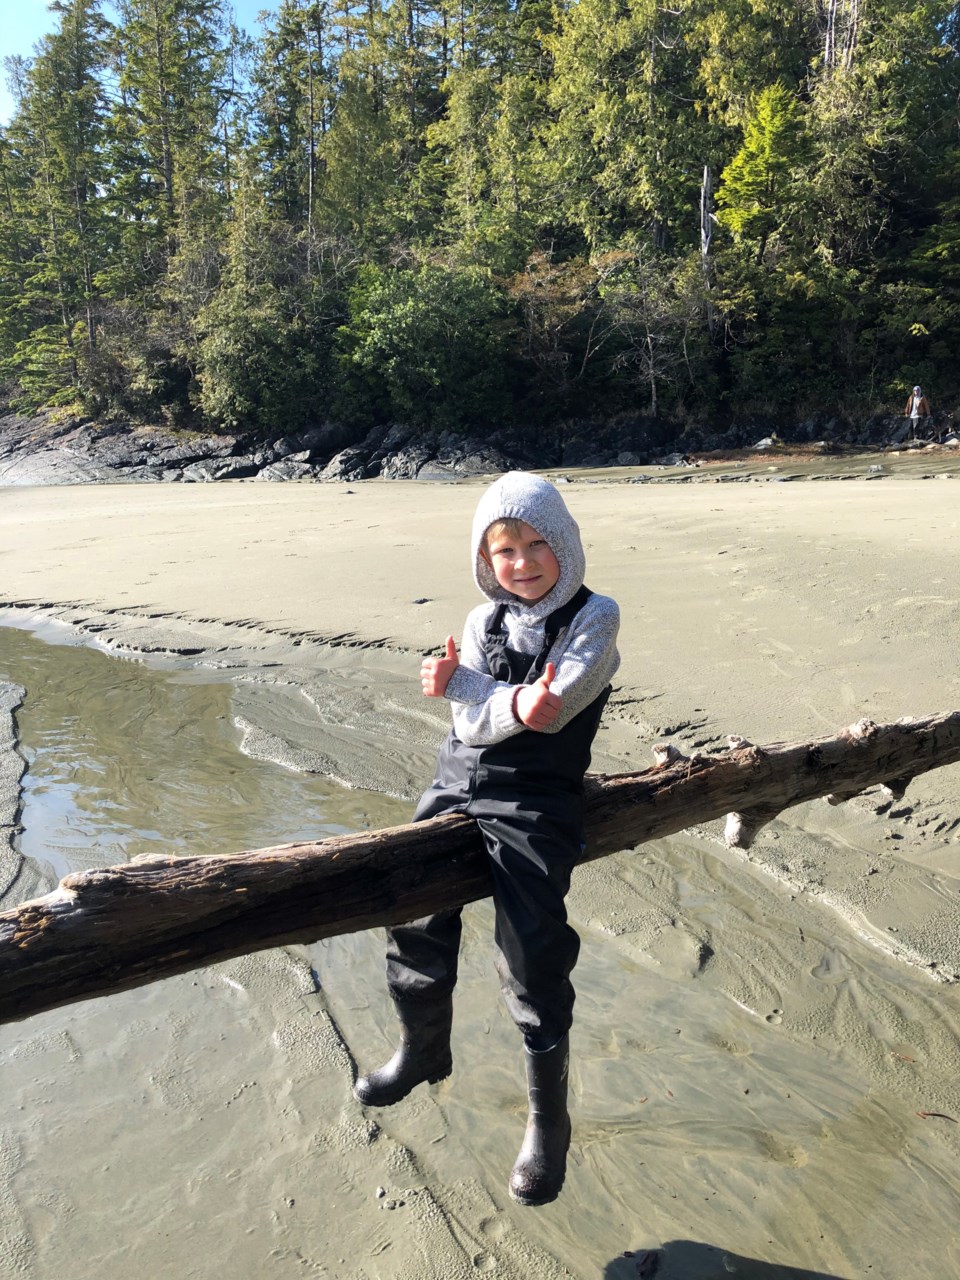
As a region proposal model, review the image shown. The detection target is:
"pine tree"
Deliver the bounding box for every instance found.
[196,162,339,433]
[715,83,809,262]
[252,0,335,227]
[0,0,114,408]
[542,0,708,253]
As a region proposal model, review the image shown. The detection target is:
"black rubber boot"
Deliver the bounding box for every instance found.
[353,997,453,1107]
[508,1034,571,1206]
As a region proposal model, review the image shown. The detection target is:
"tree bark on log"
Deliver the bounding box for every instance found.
[2,712,959,1025]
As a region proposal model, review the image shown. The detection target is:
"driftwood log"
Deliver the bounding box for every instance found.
[2,712,959,1026]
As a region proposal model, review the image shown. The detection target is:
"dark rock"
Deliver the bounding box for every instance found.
[212,456,261,480]
[181,458,239,482]
[447,448,513,476]
[87,422,133,443]
[415,460,460,481]
[380,447,433,479]
[153,434,238,466]
[319,446,375,482]
[256,459,315,482]
[377,423,417,451]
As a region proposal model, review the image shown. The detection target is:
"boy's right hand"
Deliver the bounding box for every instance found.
[421,636,459,697]
[515,662,563,730]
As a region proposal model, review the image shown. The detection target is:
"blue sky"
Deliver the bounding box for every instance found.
[0,0,275,125]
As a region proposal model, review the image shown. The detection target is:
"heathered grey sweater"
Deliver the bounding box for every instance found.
[444,472,620,747]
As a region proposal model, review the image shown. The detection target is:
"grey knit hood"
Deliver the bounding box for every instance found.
[470,472,586,621]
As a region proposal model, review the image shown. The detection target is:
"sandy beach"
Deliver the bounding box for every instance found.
[2,469,960,1279]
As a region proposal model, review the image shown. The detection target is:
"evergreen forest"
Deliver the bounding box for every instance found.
[1,0,958,449]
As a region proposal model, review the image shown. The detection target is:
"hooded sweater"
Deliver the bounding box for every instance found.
[444,472,620,747]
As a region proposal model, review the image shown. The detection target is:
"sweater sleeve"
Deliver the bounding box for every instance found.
[535,593,620,734]
[444,605,524,746]
[444,593,620,747]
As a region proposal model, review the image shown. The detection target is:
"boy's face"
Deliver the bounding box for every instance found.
[483,521,560,604]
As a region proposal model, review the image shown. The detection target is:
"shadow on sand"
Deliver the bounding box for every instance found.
[604,1241,847,1279]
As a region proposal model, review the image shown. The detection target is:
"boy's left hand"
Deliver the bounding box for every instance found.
[514,662,563,730]
[421,636,459,697]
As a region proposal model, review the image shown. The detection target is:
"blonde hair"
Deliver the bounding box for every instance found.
[483,517,527,550]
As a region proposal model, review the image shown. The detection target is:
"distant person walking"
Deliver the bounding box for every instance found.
[904,385,931,436]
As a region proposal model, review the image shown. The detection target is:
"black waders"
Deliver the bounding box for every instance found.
[509,1035,571,1206]
[360,587,607,1202]
[353,996,453,1107]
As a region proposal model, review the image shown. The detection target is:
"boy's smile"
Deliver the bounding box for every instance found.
[484,521,561,603]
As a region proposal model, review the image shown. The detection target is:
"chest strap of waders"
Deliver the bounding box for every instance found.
[484,584,593,685]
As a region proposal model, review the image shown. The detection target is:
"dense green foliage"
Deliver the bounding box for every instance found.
[1,0,957,439]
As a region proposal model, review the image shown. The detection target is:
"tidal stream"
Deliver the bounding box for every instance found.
[0,622,408,897]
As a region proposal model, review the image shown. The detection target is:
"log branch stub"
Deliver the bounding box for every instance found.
[724,808,782,850]
[844,718,879,741]
[653,742,687,766]
[2,711,960,1025]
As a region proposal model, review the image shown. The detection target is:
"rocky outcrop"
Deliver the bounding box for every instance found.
[2,405,952,487]
[0,411,533,487]
[319,424,521,482]
[0,412,362,487]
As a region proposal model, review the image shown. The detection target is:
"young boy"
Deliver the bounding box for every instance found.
[354,471,620,1206]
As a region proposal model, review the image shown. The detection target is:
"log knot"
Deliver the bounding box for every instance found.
[845,718,878,742]
[727,737,766,768]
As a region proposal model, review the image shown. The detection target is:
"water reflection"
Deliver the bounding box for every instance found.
[0,624,409,889]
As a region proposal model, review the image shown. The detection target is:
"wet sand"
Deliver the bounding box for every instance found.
[2,471,960,1279]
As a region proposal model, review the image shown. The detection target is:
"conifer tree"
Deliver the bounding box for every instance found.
[715,82,809,262]
[0,0,113,407]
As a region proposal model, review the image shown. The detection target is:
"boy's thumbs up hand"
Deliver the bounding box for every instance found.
[515,662,563,731]
[421,635,460,698]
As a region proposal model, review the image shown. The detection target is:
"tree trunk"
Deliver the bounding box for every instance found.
[700,164,717,338]
[2,714,959,1026]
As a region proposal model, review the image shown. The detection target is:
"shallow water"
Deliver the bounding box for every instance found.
[0,624,408,893]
